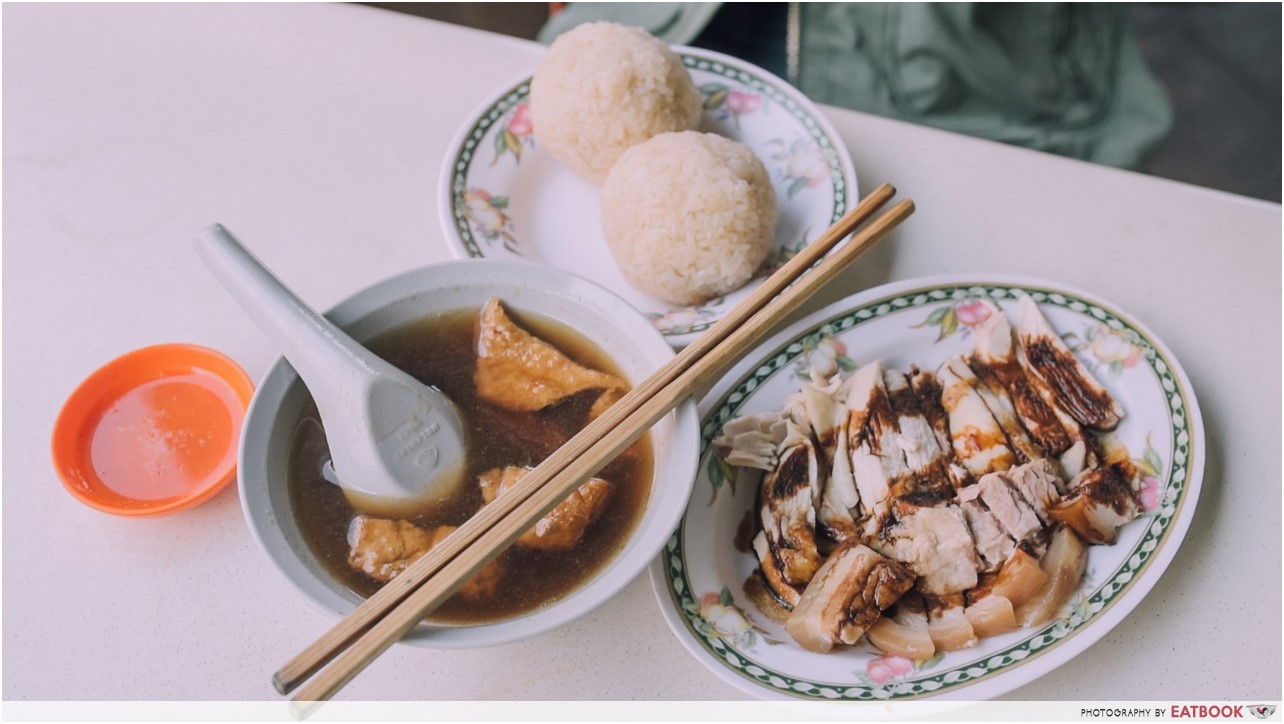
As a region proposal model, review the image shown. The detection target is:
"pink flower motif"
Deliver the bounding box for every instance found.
[1090,329,1141,369]
[828,339,848,357]
[507,103,533,136]
[1139,476,1160,511]
[955,300,993,328]
[866,656,913,685]
[699,592,720,608]
[726,90,762,115]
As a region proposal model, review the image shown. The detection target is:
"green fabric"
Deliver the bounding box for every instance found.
[538,3,722,45]
[539,3,1172,168]
[798,3,1172,167]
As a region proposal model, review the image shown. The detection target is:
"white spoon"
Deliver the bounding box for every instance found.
[196,224,467,511]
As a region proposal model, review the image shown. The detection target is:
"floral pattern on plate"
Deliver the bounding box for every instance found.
[858,653,945,688]
[689,587,782,650]
[439,49,856,347]
[700,83,765,129]
[461,188,517,253]
[766,136,838,199]
[1064,322,1145,376]
[911,297,996,341]
[650,277,1203,701]
[491,102,534,166]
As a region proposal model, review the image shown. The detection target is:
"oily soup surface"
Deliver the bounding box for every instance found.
[287,308,653,624]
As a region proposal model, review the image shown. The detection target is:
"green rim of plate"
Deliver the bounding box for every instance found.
[446,52,851,338]
[662,282,1196,700]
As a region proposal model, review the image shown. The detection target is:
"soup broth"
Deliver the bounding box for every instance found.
[287,306,653,624]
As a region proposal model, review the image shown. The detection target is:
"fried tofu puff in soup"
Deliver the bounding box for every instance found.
[287,300,653,624]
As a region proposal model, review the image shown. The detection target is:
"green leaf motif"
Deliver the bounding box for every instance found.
[490,196,509,209]
[918,651,946,670]
[836,355,857,371]
[787,176,808,199]
[707,454,724,490]
[937,307,958,341]
[719,587,734,606]
[701,82,729,110]
[692,618,715,639]
[707,454,736,504]
[1144,446,1163,479]
[925,306,949,325]
[503,129,521,159]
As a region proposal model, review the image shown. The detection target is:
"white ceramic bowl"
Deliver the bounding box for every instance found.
[239,259,700,648]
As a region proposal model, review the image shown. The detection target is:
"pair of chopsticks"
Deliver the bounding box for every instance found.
[276,183,914,704]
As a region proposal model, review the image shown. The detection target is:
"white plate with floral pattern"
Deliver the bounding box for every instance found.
[648,274,1204,701]
[437,47,856,348]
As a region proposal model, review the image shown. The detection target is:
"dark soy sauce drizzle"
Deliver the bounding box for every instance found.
[287,307,653,624]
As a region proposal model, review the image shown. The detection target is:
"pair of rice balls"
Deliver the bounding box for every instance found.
[530,22,779,306]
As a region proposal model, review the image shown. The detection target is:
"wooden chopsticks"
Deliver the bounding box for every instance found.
[277,184,913,704]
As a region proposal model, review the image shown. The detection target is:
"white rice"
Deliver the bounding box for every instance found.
[600,131,779,306]
[530,22,702,184]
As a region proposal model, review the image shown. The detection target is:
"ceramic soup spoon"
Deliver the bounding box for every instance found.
[196,224,467,513]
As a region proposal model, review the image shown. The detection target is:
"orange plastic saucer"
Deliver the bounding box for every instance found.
[51,344,254,517]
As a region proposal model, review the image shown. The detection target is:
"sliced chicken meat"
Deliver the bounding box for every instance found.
[785,375,847,465]
[784,541,915,653]
[714,411,789,471]
[883,370,955,499]
[1001,458,1066,524]
[347,517,503,599]
[909,369,973,489]
[818,422,860,542]
[1051,463,1140,544]
[883,504,980,594]
[972,310,1081,457]
[475,297,627,412]
[958,497,1016,572]
[947,357,1045,464]
[843,361,917,538]
[478,466,612,551]
[719,301,1144,655]
[753,432,824,606]
[1015,295,1124,431]
[958,471,1043,546]
[782,376,860,541]
[908,369,953,460]
[937,357,1016,477]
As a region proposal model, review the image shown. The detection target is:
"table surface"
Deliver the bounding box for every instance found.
[4,2,1279,702]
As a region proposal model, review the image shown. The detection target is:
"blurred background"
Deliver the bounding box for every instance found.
[367,1,1281,202]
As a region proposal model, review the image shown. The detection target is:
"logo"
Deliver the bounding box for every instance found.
[1251,706,1276,720]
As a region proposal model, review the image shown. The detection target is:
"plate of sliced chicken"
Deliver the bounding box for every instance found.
[649,274,1203,701]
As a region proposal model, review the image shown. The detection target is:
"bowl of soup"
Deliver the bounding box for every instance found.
[238,259,699,647]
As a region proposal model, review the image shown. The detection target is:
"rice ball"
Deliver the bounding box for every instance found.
[601,131,779,306]
[531,22,702,184]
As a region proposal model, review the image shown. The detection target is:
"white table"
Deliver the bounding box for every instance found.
[4,3,1279,702]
